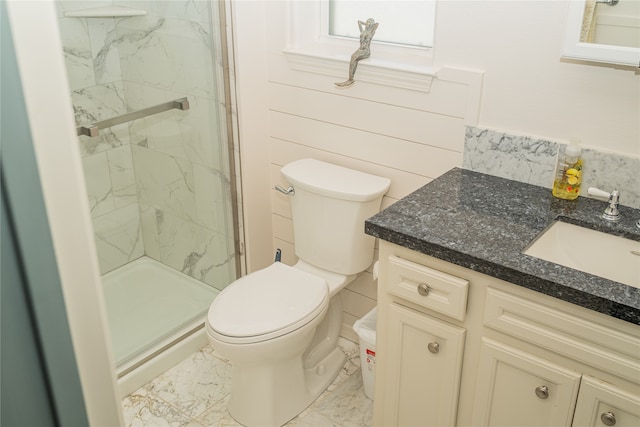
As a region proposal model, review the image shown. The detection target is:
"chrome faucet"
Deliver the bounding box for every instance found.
[587,187,621,222]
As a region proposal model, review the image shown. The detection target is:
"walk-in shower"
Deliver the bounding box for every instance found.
[56,0,241,393]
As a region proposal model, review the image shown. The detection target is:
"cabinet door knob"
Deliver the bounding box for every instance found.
[417,283,430,296]
[535,385,549,399]
[601,412,616,426]
[428,342,440,354]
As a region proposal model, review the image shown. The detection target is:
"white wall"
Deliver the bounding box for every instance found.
[437,0,639,154]
[233,0,640,340]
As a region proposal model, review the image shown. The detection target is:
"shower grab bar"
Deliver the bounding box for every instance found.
[76,97,190,137]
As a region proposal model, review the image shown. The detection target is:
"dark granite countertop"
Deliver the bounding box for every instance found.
[365,168,640,325]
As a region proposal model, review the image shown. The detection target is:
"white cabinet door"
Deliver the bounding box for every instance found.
[573,375,640,427]
[473,338,582,427]
[381,302,465,427]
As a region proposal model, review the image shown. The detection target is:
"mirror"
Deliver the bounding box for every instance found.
[562,0,640,67]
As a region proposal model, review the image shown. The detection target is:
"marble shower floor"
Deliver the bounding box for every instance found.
[122,338,373,426]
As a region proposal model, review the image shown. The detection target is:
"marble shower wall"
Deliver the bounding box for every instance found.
[463,126,640,209]
[57,1,236,288]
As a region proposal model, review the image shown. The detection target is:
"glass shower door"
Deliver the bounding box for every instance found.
[56,0,240,369]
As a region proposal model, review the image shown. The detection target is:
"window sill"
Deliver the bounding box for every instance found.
[282,48,438,92]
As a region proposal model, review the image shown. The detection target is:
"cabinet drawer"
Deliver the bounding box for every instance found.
[484,288,640,380]
[387,255,469,321]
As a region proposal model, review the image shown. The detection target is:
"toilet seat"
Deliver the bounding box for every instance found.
[208,262,328,344]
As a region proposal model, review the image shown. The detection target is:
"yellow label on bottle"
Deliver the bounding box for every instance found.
[552,160,582,200]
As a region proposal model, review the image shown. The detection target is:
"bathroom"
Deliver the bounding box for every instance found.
[2,0,638,426]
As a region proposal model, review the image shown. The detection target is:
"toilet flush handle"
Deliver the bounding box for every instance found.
[274,185,295,196]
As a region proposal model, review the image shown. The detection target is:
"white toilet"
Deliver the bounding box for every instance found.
[206,158,390,427]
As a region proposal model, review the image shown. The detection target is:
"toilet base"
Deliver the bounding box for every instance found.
[228,345,346,427]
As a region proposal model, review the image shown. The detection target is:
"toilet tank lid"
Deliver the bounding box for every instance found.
[281,159,391,202]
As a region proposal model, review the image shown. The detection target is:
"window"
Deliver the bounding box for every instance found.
[328,0,436,48]
[283,0,438,92]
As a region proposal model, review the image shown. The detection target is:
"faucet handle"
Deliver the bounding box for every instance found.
[587,187,615,200]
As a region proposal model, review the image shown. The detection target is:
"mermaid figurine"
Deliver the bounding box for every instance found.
[335,18,379,87]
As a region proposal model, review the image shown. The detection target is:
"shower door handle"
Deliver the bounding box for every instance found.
[76,97,190,137]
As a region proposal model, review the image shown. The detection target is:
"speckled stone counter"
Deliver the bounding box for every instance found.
[365,168,640,324]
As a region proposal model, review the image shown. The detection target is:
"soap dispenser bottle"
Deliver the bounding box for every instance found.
[552,139,583,200]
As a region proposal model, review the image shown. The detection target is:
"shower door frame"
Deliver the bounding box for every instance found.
[218,0,246,279]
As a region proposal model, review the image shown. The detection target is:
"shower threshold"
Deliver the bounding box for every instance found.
[102,257,218,373]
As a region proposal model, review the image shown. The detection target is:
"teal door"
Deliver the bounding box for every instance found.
[1,2,90,425]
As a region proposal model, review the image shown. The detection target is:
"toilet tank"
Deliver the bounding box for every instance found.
[281,159,391,275]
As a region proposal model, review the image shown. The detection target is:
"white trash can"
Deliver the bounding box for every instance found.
[353,307,377,400]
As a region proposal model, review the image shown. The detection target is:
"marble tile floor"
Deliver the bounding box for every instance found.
[122,338,373,426]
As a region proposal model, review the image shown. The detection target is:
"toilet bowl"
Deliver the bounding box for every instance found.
[206,159,390,426]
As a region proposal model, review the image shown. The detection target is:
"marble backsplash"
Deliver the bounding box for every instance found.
[463,126,640,209]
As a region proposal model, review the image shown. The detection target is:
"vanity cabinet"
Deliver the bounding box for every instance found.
[373,241,640,427]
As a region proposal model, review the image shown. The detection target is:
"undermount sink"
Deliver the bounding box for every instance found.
[524,221,640,288]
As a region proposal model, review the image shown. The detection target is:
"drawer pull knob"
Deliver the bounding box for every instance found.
[427,342,440,354]
[535,385,549,399]
[417,283,430,296]
[601,412,616,426]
